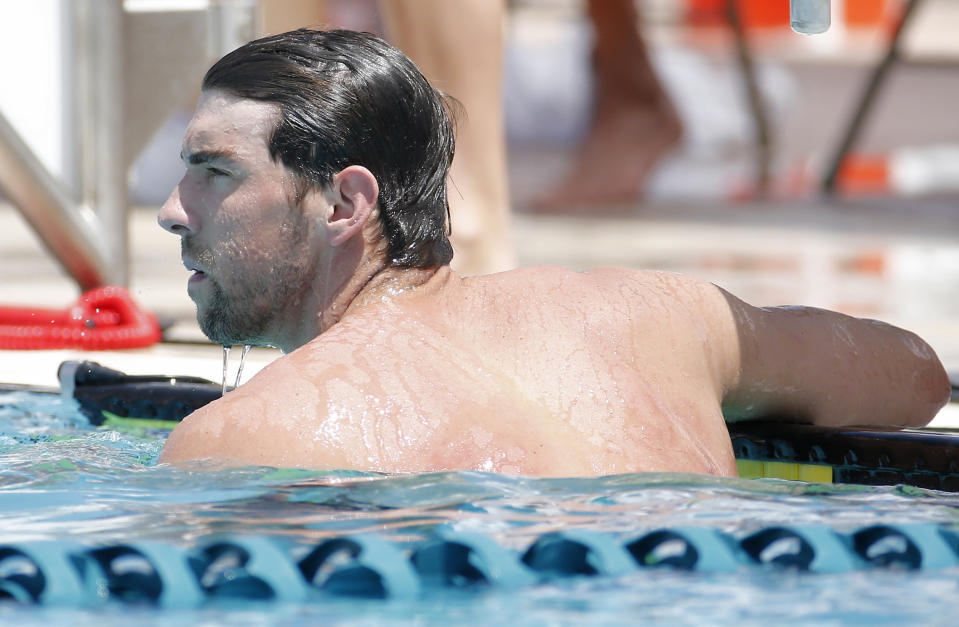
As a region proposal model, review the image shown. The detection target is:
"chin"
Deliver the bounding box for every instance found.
[199,308,271,349]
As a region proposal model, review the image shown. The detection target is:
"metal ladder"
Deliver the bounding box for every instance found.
[0,0,256,290]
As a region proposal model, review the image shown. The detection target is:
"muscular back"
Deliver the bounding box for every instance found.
[161,267,741,475]
[161,266,948,476]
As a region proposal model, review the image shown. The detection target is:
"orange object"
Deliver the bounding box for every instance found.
[836,154,891,195]
[846,251,887,276]
[686,0,725,26]
[686,0,789,28]
[738,0,789,28]
[846,0,889,27]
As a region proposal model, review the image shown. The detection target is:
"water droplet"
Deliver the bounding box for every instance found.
[221,345,231,397]
[234,345,252,388]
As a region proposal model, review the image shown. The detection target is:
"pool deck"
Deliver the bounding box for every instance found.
[3,192,959,428]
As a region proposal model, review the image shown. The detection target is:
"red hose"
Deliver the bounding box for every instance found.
[0,286,162,350]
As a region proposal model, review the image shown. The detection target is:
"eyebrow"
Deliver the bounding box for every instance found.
[180,149,240,166]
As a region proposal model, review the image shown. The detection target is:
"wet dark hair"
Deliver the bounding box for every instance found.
[202,28,454,268]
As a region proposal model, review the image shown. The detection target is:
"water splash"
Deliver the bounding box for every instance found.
[221,345,231,397]
[221,344,252,396]
[235,345,251,389]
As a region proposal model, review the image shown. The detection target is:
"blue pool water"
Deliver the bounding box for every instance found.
[2,389,959,625]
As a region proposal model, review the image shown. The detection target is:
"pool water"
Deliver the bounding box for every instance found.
[2,389,959,625]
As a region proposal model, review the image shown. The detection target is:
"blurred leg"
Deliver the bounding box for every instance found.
[535,0,683,211]
[379,0,516,275]
[258,0,327,34]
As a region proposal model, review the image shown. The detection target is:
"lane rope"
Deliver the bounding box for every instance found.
[2,524,958,606]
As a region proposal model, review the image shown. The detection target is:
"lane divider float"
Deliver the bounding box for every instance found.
[2,524,958,606]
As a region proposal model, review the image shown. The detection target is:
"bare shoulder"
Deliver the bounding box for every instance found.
[590,267,723,298]
[577,267,738,336]
[158,351,345,468]
[158,382,268,466]
[475,265,738,354]
[483,266,727,306]
[492,265,741,382]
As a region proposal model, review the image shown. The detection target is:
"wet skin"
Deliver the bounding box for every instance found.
[166,267,744,476]
[158,92,951,476]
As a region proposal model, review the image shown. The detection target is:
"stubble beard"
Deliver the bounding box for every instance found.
[192,250,315,348]
[196,275,274,347]
[185,211,314,348]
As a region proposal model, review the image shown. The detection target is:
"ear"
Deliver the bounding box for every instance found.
[326,165,379,247]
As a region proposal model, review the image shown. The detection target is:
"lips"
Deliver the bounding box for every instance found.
[183,257,210,285]
[183,255,205,272]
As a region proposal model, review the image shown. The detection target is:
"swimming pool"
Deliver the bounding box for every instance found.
[2,389,959,625]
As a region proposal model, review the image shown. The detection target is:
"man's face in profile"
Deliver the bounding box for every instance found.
[158,90,322,347]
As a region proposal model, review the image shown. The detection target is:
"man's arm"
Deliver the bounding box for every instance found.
[711,287,950,428]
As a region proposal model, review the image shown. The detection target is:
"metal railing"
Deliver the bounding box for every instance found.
[0,0,256,290]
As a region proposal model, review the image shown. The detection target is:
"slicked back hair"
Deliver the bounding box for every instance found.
[202,28,455,268]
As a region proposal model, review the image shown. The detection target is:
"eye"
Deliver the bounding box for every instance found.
[207,166,230,178]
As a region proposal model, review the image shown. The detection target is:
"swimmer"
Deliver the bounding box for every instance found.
[157,29,950,476]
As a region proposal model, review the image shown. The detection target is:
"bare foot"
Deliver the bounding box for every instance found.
[531,98,683,214]
[531,0,683,214]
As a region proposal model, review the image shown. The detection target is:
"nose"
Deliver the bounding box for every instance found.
[157,184,192,236]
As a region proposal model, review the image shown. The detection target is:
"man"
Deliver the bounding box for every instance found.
[158,29,950,476]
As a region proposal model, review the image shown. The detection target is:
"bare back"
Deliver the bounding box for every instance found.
[161,265,950,475]
[161,268,741,476]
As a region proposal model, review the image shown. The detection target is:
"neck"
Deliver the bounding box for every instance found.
[282,255,448,352]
